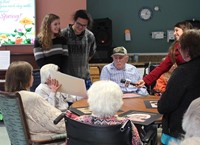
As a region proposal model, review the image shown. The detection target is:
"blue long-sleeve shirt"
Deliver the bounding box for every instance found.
[100,63,149,95]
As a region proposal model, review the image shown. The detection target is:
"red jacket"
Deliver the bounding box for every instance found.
[143,43,185,86]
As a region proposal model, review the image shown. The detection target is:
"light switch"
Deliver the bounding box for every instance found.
[167,30,175,42]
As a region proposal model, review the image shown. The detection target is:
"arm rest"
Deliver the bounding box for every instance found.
[53,113,65,125]
[51,133,67,140]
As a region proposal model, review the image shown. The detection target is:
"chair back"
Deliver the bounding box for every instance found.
[30,69,41,92]
[143,62,159,95]
[65,116,132,145]
[0,91,31,145]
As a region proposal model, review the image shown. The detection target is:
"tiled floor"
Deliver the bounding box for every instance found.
[0,121,10,145]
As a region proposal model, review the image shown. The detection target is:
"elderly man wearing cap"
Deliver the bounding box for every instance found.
[100,46,148,95]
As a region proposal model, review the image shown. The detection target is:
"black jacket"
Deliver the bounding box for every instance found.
[157,57,200,138]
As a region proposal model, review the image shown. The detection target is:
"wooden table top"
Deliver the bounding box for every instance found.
[71,95,160,115]
[71,95,162,125]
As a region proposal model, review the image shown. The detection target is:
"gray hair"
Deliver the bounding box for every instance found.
[87,80,123,118]
[40,64,59,83]
[179,29,200,59]
[182,97,200,138]
[169,137,200,145]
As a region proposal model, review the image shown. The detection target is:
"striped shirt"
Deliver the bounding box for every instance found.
[33,36,68,72]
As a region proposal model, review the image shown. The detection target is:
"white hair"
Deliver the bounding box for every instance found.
[87,80,123,118]
[169,137,200,145]
[182,97,200,138]
[180,137,200,145]
[40,64,59,83]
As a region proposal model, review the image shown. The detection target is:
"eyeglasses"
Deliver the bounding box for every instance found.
[75,21,87,28]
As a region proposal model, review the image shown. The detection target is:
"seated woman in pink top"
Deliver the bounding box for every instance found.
[5,61,65,141]
[66,80,142,145]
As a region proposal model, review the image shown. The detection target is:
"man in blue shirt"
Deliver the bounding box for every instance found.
[100,46,148,95]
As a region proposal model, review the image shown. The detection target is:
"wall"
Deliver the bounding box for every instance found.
[0,0,86,53]
[87,0,200,53]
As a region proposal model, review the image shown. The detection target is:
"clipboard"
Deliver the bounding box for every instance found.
[50,71,87,98]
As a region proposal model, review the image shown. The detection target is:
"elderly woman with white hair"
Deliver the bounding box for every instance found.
[182,97,200,138]
[169,97,200,145]
[35,63,76,111]
[66,80,142,145]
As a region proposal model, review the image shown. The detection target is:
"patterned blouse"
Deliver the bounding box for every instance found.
[66,111,143,145]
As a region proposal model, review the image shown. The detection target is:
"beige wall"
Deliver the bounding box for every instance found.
[0,0,86,53]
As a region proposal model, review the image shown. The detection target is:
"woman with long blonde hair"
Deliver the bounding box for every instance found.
[33,13,68,73]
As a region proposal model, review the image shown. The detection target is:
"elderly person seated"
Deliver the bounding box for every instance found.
[182,97,200,138]
[35,64,77,111]
[169,97,200,145]
[171,137,200,145]
[67,80,142,145]
[100,46,148,95]
[5,61,65,140]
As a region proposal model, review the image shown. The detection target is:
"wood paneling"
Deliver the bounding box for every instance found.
[11,53,38,69]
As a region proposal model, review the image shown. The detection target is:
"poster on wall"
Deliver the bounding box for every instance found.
[0,0,35,45]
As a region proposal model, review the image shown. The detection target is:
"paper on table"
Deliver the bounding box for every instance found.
[144,100,158,108]
[123,93,143,98]
[119,110,162,125]
[50,71,87,98]
[0,51,10,70]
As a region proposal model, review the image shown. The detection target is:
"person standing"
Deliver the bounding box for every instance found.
[136,21,192,87]
[157,29,200,145]
[33,13,68,73]
[62,9,96,89]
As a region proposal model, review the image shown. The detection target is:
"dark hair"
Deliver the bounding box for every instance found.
[73,9,93,28]
[169,21,193,63]
[179,29,200,59]
[174,21,193,31]
[5,61,33,92]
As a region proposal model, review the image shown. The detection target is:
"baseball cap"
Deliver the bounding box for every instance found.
[112,46,127,56]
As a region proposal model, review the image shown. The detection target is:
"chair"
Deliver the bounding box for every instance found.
[143,62,159,95]
[136,123,158,145]
[65,116,132,145]
[89,66,101,82]
[0,91,66,145]
[30,69,41,92]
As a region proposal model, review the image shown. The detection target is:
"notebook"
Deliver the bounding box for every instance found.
[50,71,87,98]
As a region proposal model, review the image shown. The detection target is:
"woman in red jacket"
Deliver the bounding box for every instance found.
[137,21,193,87]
